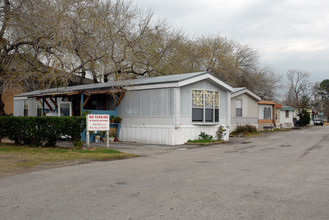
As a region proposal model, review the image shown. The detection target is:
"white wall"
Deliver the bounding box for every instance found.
[119,88,174,117]
[13,98,37,116]
[279,110,294,128]
[118,79,231,145]
[119,123,230,145]
[13,98,25,116]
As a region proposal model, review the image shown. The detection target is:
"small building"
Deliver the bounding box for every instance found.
[14,72,233,145]
[275,105,295,128]
[258,100,276,130]
[231,87,261,130]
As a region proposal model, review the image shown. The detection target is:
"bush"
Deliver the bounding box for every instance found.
[73,140,84,149]
[0,116,9,142]
[231,125,257,135]
[198,132,213,140]
[216,126,227,140]
[298,109,310,126]
[113,116,122,123]
[0,116,86,147]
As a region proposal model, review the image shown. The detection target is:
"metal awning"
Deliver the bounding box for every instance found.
[28,88,126,108]
[28,91,80,98]
[28,89,125,99]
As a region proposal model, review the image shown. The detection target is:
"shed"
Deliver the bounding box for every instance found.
[14,72,233,145]
[231,87,261,130]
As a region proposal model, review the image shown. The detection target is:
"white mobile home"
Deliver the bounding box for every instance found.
[276,106,295,128]
[14,72,233,145]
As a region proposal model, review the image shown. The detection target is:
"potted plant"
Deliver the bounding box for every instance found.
[100,131,107,142]
[110,115,115,123]
[114,116,122,123]
[109,133,115,142]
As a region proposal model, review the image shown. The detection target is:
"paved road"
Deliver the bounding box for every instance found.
[1,126,329,220]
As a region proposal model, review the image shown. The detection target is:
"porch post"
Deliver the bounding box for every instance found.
[80,93,84,115]
[42,98,45,115]
[54,97,57,113]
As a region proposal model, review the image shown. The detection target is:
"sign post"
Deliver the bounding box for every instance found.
[86,114,110,149]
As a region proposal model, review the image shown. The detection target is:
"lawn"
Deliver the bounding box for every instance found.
[0,144,137,178]
[186,139,227,145]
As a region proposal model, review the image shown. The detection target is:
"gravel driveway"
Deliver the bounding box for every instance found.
[1,126,329,220]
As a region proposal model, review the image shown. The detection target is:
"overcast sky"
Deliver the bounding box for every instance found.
[134,0,329,83]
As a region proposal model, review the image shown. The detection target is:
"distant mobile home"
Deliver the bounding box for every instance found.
[14,72,233,145]
[231,87,261,130]
[275,105,295,128]
[258,100,276,130]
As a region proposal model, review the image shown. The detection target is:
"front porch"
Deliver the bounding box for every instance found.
[28,88,125,142]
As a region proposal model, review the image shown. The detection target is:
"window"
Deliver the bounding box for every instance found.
[192,90,219,123]
[58,102,72,116]
[264,107,272,120]
[285,110,289,118]
[236,99,242,117]
[37,102,43,116]
[24,101,28,117]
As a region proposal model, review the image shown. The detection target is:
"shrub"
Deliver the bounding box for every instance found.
[0,116,86,147]
[231,124,257,135]
[0,116,9,142]
[198,132,213,140]
[216,126,227,140]
[298,109,310,126]
[73,140,84,149]
[113,116,122,123]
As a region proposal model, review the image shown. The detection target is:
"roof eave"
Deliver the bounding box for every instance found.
[178,73,233,91]
[231,88,261,100]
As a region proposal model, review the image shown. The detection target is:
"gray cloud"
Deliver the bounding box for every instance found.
[134,0,329,82]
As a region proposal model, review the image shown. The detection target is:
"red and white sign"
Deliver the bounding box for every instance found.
[87,114,110,131]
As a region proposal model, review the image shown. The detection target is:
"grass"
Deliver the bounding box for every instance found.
[186,139,226,145]
[0,144,137,177]
[187,139,218,144]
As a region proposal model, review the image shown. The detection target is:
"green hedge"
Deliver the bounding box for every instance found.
[0,116,86,147]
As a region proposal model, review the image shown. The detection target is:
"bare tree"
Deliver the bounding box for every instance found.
[0,0,282,115]
[285,69,311,108]
[184,37,281,100]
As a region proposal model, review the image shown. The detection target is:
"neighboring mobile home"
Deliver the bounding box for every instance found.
[258,100,276,130]
[14,72,233,145]
[231,87,261,130]
[276,105,295,128]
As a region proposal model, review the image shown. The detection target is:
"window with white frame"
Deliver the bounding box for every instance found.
[192,90,219,123]
[24,100,28,117]
[264,107,272,120]
[236,99,242,117]
[58,102,72,116]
